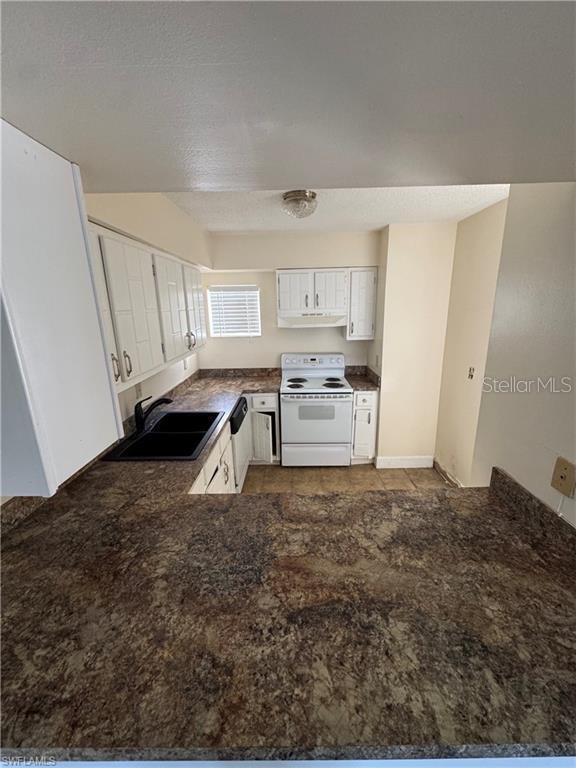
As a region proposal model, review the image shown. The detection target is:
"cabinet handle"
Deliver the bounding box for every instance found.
[315,293,319,307]
[368,412,371,425]
[123,350,133,377]
[111,353,121,381]
[351,321,354,335]
[305,294,309,308]
[190,331,197,348]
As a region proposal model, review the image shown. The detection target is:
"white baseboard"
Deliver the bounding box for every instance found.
[375,455,434,469]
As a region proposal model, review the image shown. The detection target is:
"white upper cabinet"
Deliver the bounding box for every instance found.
[276,269,347,327]
[1,121,122,497]
[154,253,189,361]
[87,229,122,383]
[347,268,377,340]
[182,264,207,351]
[277,271,314,315]
[101,235,164,380]
[277,268,371,330]
[314,269,348,314]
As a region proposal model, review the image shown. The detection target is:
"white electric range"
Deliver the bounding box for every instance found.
[280,353,354,466]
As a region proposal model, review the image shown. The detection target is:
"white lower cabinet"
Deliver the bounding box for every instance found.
[206,440,235,494]
[250,394,280,463]
[189,423,236,495]
[352,391,378,461]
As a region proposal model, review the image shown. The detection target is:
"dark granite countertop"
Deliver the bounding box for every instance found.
[2,474,575,759]
[117,372,377,491]
[120,374,284,490]
[347,374,379,391]
[2,372,379,532]
[3,370,573,760]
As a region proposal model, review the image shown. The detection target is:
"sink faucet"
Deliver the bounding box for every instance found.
[134,396,173,433]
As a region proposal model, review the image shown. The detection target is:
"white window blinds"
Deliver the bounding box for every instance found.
[207,285,262,337]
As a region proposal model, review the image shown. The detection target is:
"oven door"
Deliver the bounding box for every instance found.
[281,396,353,444]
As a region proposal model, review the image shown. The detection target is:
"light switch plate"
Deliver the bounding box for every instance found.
[551,456,576,498]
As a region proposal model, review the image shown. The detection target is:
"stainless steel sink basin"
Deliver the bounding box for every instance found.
[103,410,225,461]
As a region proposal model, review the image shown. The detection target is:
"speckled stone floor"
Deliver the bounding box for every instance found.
[2,482,575,759]
[243,465,451,494]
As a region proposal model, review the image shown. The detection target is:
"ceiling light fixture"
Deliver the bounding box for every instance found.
[282,189,318,218]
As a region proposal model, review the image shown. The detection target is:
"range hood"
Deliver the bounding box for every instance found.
[277,312,347,328]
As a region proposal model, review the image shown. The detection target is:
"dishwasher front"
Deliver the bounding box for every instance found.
[230,397,252,492]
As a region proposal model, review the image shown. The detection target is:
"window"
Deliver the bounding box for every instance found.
[207,285,262,337]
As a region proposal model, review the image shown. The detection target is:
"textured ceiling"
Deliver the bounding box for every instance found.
[167,185,510,232]
[2,3,574,192]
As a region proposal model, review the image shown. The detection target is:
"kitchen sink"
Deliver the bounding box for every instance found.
[103,410,225,461]
[151,411,222,433]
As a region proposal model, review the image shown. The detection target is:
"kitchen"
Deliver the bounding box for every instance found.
[2,1,576,763]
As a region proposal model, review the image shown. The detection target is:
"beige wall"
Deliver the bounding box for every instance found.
[435,200,508,485]
[85,193,212,268]
[117,355,200,423]
[472,183,576,528]
[199,271,369,369]
[367,228,388,375]
[210,231,380,271]
[375,222,457,464]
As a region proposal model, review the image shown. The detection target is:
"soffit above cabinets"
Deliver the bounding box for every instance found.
[2,3,574,191]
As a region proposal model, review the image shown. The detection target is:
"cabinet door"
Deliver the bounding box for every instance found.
[348,268,377,340]
[183,265,206,350]
[101,236,163,379]
[205,462,227,494]
[154,254,189,361]
[194,269,207,348]
[252,411,274,463]
[87,230,122,384]
[205,442,235,494]
[277,271,314,313]
[314,270,348,313]
[353,408,376,459]
[220,440,236,493]
[1,121,121,495]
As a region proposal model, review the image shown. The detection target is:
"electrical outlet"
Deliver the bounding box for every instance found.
[135,383,143,400]
[551,457,576,498]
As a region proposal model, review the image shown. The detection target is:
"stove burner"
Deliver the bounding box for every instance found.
[325,377,341,382]
[323,382,345,389]
[287,383,304,389]
[288,377,307,383]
